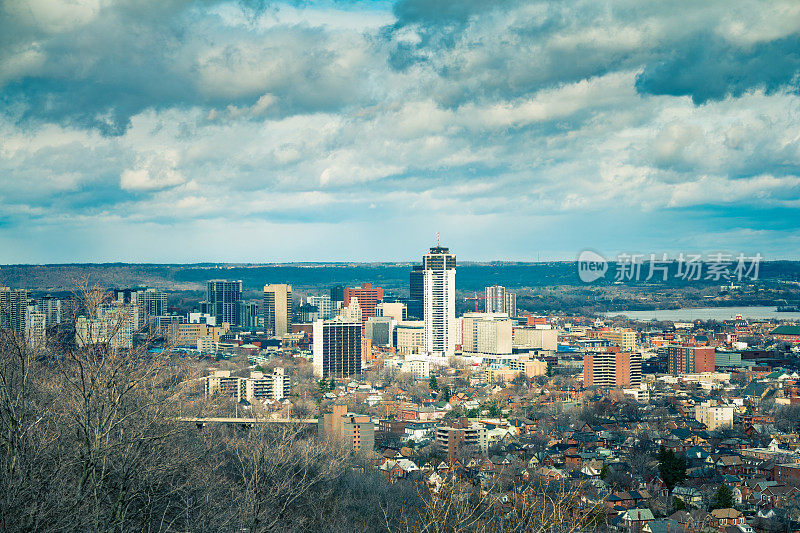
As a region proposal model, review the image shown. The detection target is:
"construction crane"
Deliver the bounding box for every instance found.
[464,292,486,312]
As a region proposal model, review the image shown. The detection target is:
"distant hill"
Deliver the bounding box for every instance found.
[2,260,799,294]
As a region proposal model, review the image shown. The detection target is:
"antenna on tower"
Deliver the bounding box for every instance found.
[436,232,440,246]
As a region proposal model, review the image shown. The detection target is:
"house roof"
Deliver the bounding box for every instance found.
[711,508,742,519]
[623,508,655,522]
[771,325,800,336]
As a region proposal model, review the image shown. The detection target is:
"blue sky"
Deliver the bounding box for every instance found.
[1,0,799,263]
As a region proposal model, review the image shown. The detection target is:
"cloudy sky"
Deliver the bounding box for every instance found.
[1,0,799,263]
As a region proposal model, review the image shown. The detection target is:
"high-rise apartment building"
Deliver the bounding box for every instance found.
[668,345,715,375]
[583,352,642,388]
[461,313,512,355]
[25,306,47,348]
[0,287,29,335]
[436,417,489,459]
[344,283,384,324]
[130,288,167,326]
[263,284,292,337]
[312,319,362,378]
[485,285,517,316]
[75,304,138,349]
[205,280,243,327]
[422,245,456,357]
[36,296,63,327]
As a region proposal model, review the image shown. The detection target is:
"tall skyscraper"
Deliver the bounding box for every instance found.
[422,245,457,357]
[0,287,29,335]
[408,265,424,320]
[263,284,292,337]
[313,319,362,378]
[205,280,243,327]
[485,285,517,316]
[343,283,384,324]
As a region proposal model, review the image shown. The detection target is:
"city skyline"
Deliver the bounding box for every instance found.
[2,0,800,262]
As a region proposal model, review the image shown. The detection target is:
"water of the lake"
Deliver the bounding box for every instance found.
[601,306,800,321]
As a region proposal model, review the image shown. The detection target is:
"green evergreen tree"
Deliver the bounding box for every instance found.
[429,375,439,391]
[673,497,686,511]
[712,484,734,510]
[658,445,687,491]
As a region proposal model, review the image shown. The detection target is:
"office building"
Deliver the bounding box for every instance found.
[408,265,424,320]
[263,284,292,337]
[0,287,29,335]
[312,319,362,378]
[307,294,333,320]
[461,313,513,355]
[513,326,557,350]
[149,314,185,333]
[583,352,642,388]
[330,285,345,304]
[668,345,715,375]
[318,404,374,452]
[189,312,216,325]
[299,303,321,323]
[485,285,517,316]
[599,328,637,351]
[241,301,260,329]
[422,245,457,357]
[365,316,393,346]
[205,280,243,327]
[344,283,384,324]
[395,321,425,355]
[695,400,735,430]
[167,322,228,347]
[376,301,406,322]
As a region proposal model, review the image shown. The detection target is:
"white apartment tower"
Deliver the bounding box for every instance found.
[422,245,457,357]
[485,285,517,316]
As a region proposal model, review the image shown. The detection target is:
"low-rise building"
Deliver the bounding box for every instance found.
[318,404,374,453]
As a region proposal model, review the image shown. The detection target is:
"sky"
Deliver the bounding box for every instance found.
[1,0,800,263]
